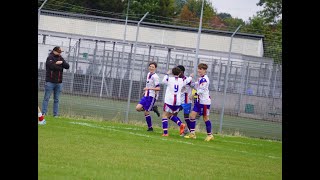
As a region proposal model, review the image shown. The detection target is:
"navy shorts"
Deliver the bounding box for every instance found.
[192,102,211,116]
[139,96,156,111]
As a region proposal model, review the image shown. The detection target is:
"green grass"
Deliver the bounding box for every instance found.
[38,116,282,179]
[38,91,282,140]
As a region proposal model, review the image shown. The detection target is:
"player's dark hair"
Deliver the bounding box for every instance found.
[198,63,208,70]
[177,65,185,72]
[177,65,185,78]
[149,62,157,68]
[172,67,181,75]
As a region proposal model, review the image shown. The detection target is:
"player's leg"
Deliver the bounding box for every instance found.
[166,104,185,135]
[144,111,153,131]
[184,101,200,139]
[136,97,146,112]
[182,103,192,133]
[161,106,170,136]
[184,110,198,139]
[144,97,156,131]
[202,105,214,141]
[38,106,46,125]
[151,101,160,117]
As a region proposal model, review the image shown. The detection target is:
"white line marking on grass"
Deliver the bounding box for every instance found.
[69,122,280,159]
[218,140,264,146]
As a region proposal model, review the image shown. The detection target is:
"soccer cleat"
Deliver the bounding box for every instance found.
[180,128,190,137]
[38,119,46,125]
[147,127,154,132]
[179,123,186,135]
[184,132,196,139]
[162,134,169,137]
[152,105,160,117]
[204,135,214,142]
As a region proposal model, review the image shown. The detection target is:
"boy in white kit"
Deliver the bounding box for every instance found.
[184,63,214,141]
[135,62,160,131]
[161,67,193,136]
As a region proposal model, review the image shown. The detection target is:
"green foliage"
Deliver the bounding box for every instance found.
[257,0,282,24]
[223,17,245,28]
[218,12,232,20]
[243,16,282,63]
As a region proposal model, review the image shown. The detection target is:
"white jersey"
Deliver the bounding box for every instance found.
[162,75,192,106]
[194,75,211,105]
[144,72,160,98]
[180,75,193,104]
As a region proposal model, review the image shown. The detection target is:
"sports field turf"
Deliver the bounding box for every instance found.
[38,92,282,140]
[38,116,282,179]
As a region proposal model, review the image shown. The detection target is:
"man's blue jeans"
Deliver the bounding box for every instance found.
[42,82,63,116]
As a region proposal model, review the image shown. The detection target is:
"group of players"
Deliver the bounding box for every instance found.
[136,62,214,142]
[38,61,214,142]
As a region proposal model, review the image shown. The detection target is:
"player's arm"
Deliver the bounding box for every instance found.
[162,70,171,85]
[144,86,160,91]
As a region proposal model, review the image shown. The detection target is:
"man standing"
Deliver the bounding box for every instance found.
[42,46,70,117]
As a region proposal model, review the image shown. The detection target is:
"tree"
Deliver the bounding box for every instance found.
[158,0,176,21]
[244,16,282,64]
[222,17,245,30]
[217,13,232,20]
[174,0,187,15]
[178,4,198,26]
[256,0,282,24]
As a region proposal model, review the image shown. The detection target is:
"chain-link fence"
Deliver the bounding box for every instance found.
[38,10,281,140]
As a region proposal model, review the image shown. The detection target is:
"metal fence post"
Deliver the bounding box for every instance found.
[219,25,242,134]
[125,12,149,123]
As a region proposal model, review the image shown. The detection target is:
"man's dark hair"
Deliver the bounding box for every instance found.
[149,62,157,68]
[172,67,181,75]
[53,46,63,53]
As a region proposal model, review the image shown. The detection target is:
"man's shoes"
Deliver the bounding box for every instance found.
[179,123,186,135]
[152,105,160,117]
[147,127,153,132]
[38,119,46,125]
[184,132,196,139]
[204,135,214,142]
[162,134,169,137]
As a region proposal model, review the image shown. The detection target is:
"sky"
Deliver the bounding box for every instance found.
[209,0,264,22]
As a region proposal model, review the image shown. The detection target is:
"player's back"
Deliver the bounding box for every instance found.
[164,76,191,106]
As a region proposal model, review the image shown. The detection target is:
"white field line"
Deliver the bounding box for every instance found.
[69,121,281,159]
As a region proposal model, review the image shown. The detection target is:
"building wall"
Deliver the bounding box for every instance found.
[39,14,263,57]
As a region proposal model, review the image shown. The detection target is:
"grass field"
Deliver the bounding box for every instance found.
[38,116,282,179]
[38,91,282,140]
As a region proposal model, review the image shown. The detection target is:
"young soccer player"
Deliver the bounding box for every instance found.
[161,67,193,136]
[136,62,160,131]
[184,63,214,141]
[174,65,193,136]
